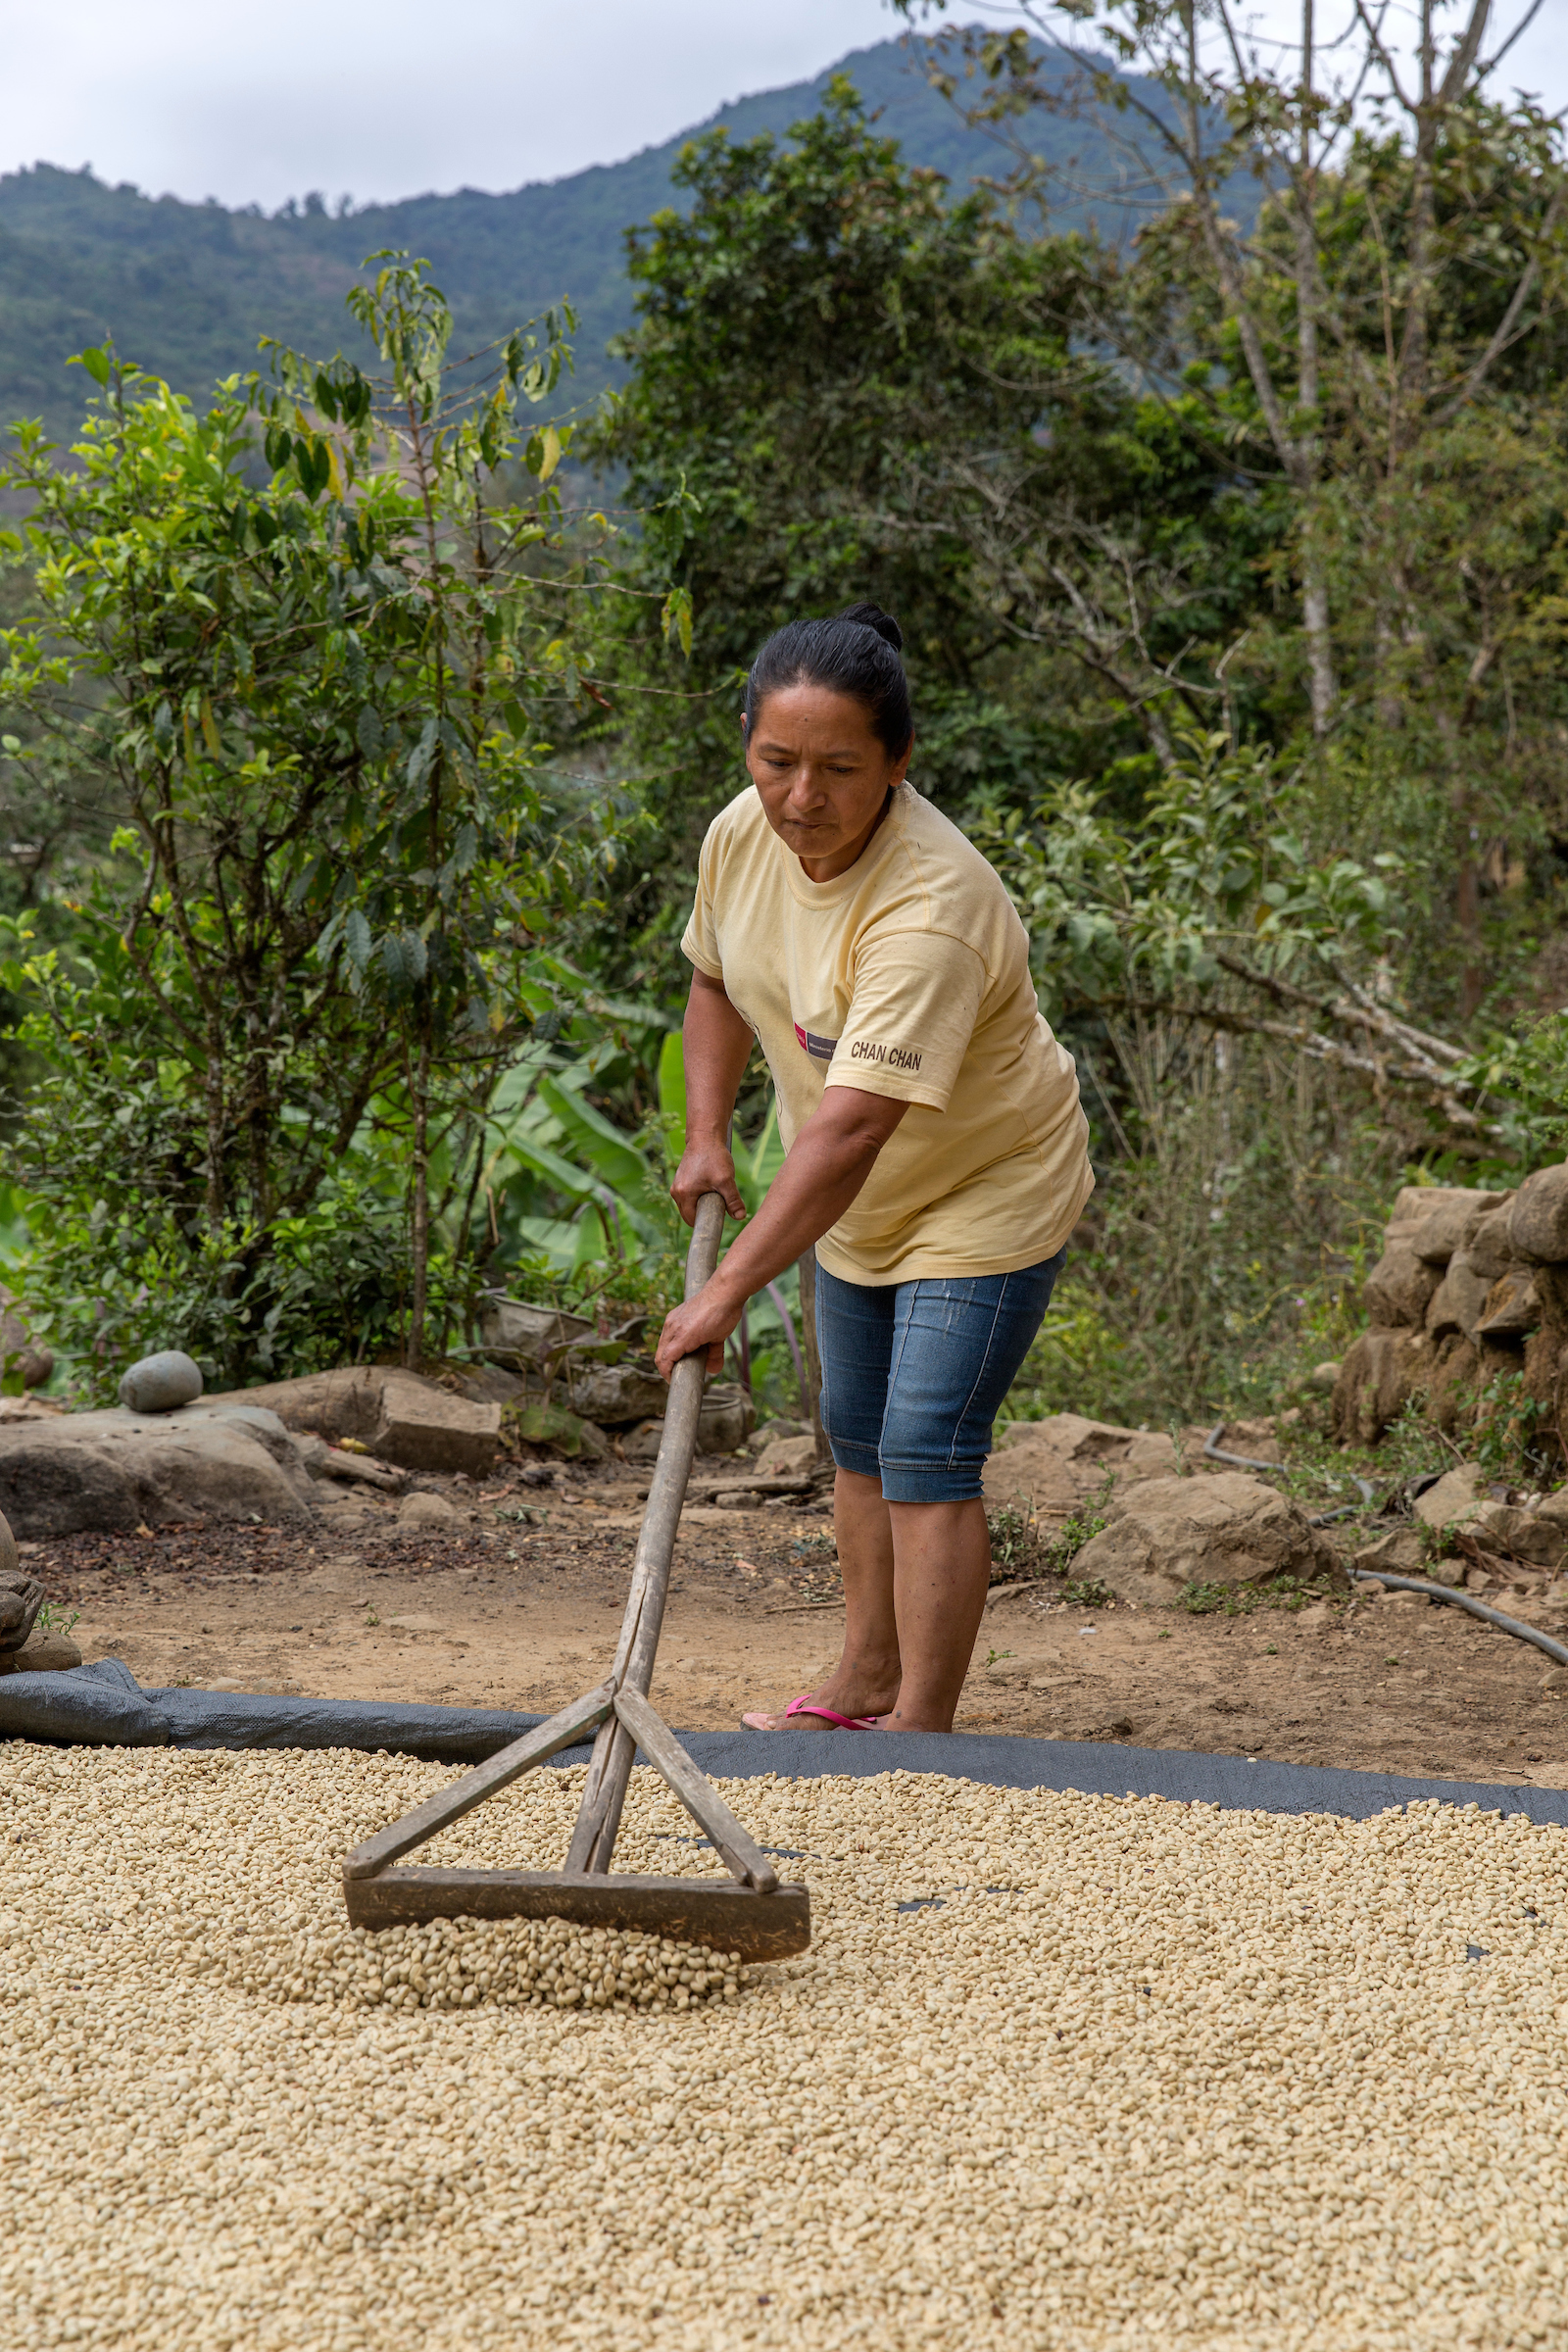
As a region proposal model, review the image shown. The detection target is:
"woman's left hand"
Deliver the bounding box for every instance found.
[654,1281,742,1381]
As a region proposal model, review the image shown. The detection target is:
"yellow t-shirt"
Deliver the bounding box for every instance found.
[681,781,1094,1285]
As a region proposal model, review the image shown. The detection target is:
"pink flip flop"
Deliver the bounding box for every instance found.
[741,1691,882,1732]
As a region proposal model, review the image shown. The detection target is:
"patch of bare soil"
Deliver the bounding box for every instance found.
[17,1461,1568,1788]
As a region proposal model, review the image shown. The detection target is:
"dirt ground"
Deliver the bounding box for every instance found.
[17,1456,1568,1789]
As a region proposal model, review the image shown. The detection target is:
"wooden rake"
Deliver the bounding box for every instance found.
[342,1193,811,1962]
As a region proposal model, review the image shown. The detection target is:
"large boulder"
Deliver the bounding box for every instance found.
[1509,1165,1568,1264]
[0,1405,316,1540]
[1069,1471,1344,1607]
[201,1365,500,1476]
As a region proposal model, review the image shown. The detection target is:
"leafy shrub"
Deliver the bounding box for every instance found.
[16,1173,481,1403]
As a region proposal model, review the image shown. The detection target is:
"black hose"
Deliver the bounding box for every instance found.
[1203,1422,1568,1669]
[1347,1569,1568,1669]
[1202,1421,1375,1511]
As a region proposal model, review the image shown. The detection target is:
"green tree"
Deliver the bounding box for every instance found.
[0,256,634,1384]
[586,81,1180,987]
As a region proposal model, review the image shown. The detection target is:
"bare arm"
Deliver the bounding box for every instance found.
[668,968,755,1224]
[657,1037,907,1378]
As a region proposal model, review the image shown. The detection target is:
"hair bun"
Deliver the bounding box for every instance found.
[836,601,904,656]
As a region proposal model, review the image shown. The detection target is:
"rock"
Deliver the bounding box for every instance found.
[995,1411,1146,1461]
[373,1371,500,1476]
[1509,1165,1568,1263]
[511,1400,609,1460]
[1413,1464,1486,1531]
[0,1290,53,1390]
[185,1400,315,1489]
[450,1361,527,1407]
[1468,1201,1521,1284]
[477,1296,595,1369]
[321,1447,405,1492]
[1310,1361,1342,1390]
[561,1360,669,1426]
[1363,1242,1442,1329]
[1426,1252,1491,1342]
[1408,1191,1510,1266]
[1352,1527,1428,1578]
[202,1366,384,1446]
[986,1416,1213,1513]
[0,1505,16,1581]
[0,1406,315,1540]
[747,1420,808,1451]
[398,1491,459,1532]
[1426,1337,1481,1432]
[1068,1472,1344,1607]
[1,1626,82,1673]
[1472,1501,1567,1568]
[201,1366,499,1477]
[1331,1330,1433,1446]
[1475,1271,1542,1339]
[0,1561,45,1650]
[752,1435,818,1479]
[623,1387,755,1461]
[1385,1184,1494,1244]
[118,1350,204,1413]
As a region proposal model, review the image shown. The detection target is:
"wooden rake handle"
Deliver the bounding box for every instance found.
[565,1190,726,1875]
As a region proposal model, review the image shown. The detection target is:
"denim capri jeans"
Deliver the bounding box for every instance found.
[813,1250,1066,1504]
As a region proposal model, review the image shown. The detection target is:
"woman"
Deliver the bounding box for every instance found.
[654,603,1094,1733]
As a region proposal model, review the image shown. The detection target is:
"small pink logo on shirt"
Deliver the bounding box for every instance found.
[793,1020,839,1064]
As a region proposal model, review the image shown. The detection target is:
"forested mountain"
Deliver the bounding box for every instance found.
[0,33,1165,441]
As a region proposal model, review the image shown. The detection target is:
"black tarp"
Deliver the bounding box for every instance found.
[5,1658,1566,1824]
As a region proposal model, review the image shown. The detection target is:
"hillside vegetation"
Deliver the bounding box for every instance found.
[0,34,1173,444]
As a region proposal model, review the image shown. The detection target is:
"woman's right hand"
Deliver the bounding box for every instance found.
[670,1134,748,1227]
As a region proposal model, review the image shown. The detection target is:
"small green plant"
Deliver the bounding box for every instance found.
[34,1603,79,1637]
[985,1647,1014,1670]
[1180,1570,1338,1616]
[1472,1370,1550,1486]
[1061,1576,1114,1608]
[1420,1518,1467,1564]
[1041,1471,1117,1574]
[986,1504,1040,1579]
[1179,1580,1253,1616]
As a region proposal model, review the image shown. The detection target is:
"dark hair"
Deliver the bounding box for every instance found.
[743,601,913,759]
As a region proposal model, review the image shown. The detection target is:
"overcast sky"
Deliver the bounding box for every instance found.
[7,0,1563,215]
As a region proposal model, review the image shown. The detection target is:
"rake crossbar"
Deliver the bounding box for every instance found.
[339,1191,811,1962]
[342,1868,810,1954]
[342,1684,618,1882]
